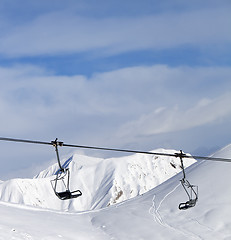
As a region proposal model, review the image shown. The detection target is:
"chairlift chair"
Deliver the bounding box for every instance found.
[177,150,198,210]
[51,168,82,200]
[179,178,198,210]
[50,139,82,200]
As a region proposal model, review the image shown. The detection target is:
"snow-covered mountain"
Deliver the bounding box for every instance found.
[0,144,230,239]
[0,149,195,211]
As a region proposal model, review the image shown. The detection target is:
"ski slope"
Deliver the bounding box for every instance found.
[0,145,230,239]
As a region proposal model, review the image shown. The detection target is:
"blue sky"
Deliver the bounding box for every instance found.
[0,0,231,179]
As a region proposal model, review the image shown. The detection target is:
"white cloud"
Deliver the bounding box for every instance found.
[1,63,231,178]
[0,64,231,138]
[0,6,230,57]
[118,94,231,139]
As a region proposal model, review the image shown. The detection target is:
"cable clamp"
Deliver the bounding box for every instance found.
[175,150,186,159]
[51,138,63,147]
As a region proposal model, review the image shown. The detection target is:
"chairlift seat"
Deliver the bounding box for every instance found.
[56,190,82,200]
[179,199,197,210]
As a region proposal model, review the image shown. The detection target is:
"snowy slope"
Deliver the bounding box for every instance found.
[0,149,195,211]
[0,145,230,239]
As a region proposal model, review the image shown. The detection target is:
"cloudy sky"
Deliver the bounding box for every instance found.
[0,0,231,179]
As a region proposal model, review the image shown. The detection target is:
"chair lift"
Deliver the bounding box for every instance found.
[177,150,198,210]
[50,138,82,200]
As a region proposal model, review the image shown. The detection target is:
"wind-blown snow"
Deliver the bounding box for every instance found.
[0,145,230,239]
[0,149,195,211]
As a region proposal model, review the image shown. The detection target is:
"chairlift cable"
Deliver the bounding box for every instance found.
[62,143,176,157]
[0,137,52,146]
[0,136,231,163]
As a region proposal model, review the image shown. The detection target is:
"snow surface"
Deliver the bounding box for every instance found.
[0,146,230,239]
[0,149,195,211]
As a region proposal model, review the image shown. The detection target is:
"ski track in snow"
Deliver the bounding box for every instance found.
[149,179,227,240]
[149,184,203,240]
[148,184,190,237]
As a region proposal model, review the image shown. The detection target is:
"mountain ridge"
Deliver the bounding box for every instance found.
[0,148,195,211]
